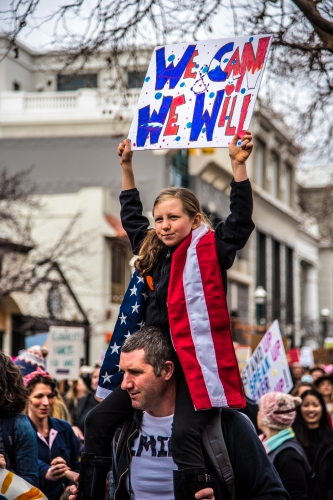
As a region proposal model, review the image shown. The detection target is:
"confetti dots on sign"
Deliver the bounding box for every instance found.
[249,37,254,42]
[209,92,215,98]
[180,82,185,87]
[168,54,175,61]
[237,140,242,146]
[145,77,150,82]
[241,88,246,94]
[175,136,181,141]
[155,92,162,99]
[223,58,229,63]
[186,122,192,128]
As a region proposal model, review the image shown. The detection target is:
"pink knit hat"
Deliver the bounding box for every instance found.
[259,392,302,430]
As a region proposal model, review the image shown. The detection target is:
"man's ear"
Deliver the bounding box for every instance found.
[191,213,203,229]
[163,361,175,380]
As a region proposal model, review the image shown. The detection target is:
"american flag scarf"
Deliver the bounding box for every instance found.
[97,224,245,409]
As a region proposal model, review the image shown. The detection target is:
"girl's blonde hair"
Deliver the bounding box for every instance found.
[135,187,212,276]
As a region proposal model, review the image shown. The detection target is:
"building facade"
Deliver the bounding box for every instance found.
[0,35,323,359]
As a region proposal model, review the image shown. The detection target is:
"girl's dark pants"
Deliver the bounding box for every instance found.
[84,371,215,469]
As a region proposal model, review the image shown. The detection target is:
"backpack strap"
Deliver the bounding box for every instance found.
[268,439,314,478]
[201,410,236,500]
[1,415,17,469]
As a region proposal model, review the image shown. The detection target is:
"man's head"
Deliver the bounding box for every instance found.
[310,366,325,382]
[120,326,179,416]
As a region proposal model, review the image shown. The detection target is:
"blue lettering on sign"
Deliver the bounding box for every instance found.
[207,42,234,82]
[190,89,224,141]
[155,46,197,90]
[136,96,173,146]
[264,356,271,371]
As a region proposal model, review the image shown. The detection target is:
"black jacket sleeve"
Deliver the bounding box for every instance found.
[119,188,150,255]
[221,411,289,500]
[215,178,255,271]
[274,449,308,500]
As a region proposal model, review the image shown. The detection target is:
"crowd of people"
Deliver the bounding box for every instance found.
[1,341,333,500]
[1,132,333,500]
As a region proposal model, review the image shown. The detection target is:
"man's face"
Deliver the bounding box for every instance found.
[120,349,171,416]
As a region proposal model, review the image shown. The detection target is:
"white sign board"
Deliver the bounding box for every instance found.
[48,326,84,380]
[300,346,314,367]
[242,321,293,402]
[128,34,272,150]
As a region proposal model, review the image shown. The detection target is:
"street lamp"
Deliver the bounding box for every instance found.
[320,308,330,340]
[254,286,267,326]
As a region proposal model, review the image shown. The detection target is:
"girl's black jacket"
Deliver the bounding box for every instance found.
[119,179,255,331]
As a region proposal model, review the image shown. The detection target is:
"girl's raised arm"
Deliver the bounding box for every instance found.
[118,138,136,191]
[229,131,253,182]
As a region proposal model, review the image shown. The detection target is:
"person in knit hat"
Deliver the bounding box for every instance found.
[13,345,48,376]
[258,392,312,500]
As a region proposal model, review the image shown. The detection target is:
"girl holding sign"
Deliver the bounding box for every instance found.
[80,132,254,500]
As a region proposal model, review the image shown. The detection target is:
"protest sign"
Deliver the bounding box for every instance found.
[234,344,251,372]
[0,469,47,499]
[47,326,84,380]
[242,320,293,402]
[300,346,314,367]
[128,34,272,150]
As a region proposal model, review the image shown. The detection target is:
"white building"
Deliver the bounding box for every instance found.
[0,34,323,360]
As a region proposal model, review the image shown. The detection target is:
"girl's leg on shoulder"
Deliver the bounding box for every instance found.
[171,372,217,469]
[84,385,133,457]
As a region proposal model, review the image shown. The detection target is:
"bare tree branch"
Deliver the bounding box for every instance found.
[0,167,92,299]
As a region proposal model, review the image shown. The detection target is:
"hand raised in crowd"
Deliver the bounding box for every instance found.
[195,488,215,500]
[117,138,133,167]
[45,456,70,481]
[0,454,6,469]
[229,131,253,165]
[68,475,79,500]
[72,425,84,441]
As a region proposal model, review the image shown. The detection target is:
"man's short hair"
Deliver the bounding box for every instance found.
[121,326,180,377]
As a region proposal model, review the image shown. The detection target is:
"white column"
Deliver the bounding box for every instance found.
[304,265,319,321]
[3,312,12,355]
[294,257,302,347]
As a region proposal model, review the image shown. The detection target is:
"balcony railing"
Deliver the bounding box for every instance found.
[25,92,78,110]
[0,88,141,121]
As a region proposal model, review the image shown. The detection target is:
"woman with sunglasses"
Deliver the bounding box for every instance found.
[26,369,80,500]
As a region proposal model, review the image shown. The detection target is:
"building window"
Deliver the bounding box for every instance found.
[57,73,98,91]
[111,245,126,303]
[285,246,294,324]
[272,239,281,320]
[270,152,280,198]
[284,163,292,206]
[127,71,147,89]
[254,138,266,188]
[170,149,189,188]
[256,231,266,289]
[12,81,21,91]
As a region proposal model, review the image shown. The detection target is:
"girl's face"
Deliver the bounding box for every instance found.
[153,198,202,247]
[318,380,333,397]
[91,368,100,392]
[300,394,323,429]
[77,377,87,397]
[28,383,55,420]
